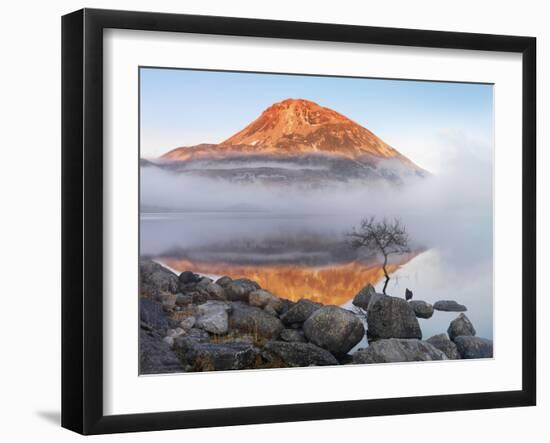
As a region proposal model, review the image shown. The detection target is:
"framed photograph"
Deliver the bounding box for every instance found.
[62,8,536,435]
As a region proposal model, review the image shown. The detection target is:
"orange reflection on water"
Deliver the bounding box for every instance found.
[161,255,415,305]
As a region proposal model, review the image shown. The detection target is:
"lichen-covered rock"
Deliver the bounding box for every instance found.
[215,276,233,287]
[140,298,170,331]
[426,333,461,359]
[367,295,422,340]
[264,304,279,316]
[409,300,434,319]
[197,300,231,313]
[196,302,230,330]
[139,260,179,298]
[447,313,476,341]
[166,327,185,338]
[454,336,493,359]
[278,299,295,316]
[280,299,322,325]
[184,342,258,371]
[433,300,467,312]
[249,289,284,313]
[352,284,378,310]
[204,282,226,300]
[173,328,210,353]
[225,278,261,302]
[263,341,338,367]
[140,329,184,374]
[352,339,448,364]
[229,302,284,339]
[279,328,307,343]
[303,306,365,355]
[196,277,214,289]
[180,316,196,331]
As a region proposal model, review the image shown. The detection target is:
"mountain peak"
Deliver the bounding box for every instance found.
[263,97,347,119]
[161,99,423,173]
[222,98,353,147]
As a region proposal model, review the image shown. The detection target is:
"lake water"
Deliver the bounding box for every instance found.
[141,211,493,345]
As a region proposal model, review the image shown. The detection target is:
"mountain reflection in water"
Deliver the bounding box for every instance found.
[160,255,415,305]
[141,211,493,340]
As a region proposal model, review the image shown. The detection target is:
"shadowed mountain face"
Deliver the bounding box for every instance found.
[149,99,426,186]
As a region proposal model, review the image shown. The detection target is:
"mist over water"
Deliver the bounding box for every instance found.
[140,135,493,341]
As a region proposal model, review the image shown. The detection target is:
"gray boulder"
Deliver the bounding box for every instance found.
[179,316,196,331]
[454,336,493,359]
[175,293,193,306]
[173,328,210,353]
[448,313,476,341]
[139,260,179,298]
[229,302,284,339]
[184,342,258,371]
[279,328,307,343]
[426,333,461,359]
[215,276,233,287]
[353,339,448,364]
[204,282,226,300]
[139,329,184,374]
[249,289,284,313]
[367,295,422,340]
[140,298,170,331]
[278,299,295,316]
[225,278,261,302]
[303,306,365,355]
[197,300,231,313]
[409,300,434,319]
[163,336,175,347]
[352,284,378,310]
[280,299,322,325]
[248,289,275,306]
[196,277,214,289]
[178,270,201,285]
[433,300,467,312]
[263,341,338,367]
[264,304,279,316]
[196,302,229,335]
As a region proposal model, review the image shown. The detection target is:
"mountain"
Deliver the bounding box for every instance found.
[150,99,426,186]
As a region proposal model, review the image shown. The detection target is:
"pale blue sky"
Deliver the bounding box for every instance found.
[140,67,493,172]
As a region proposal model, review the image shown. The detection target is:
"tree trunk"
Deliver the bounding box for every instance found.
[382,253,390,295]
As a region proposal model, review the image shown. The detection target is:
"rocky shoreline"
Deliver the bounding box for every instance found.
[139,259,493,374]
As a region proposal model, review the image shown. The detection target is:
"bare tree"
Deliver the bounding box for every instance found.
[347,217,410,295]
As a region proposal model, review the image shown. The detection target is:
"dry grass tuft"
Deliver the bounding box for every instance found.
[190,353,215,372]
[170,306,197,321]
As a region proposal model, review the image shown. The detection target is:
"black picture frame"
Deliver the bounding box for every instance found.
[61,8,537,435]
